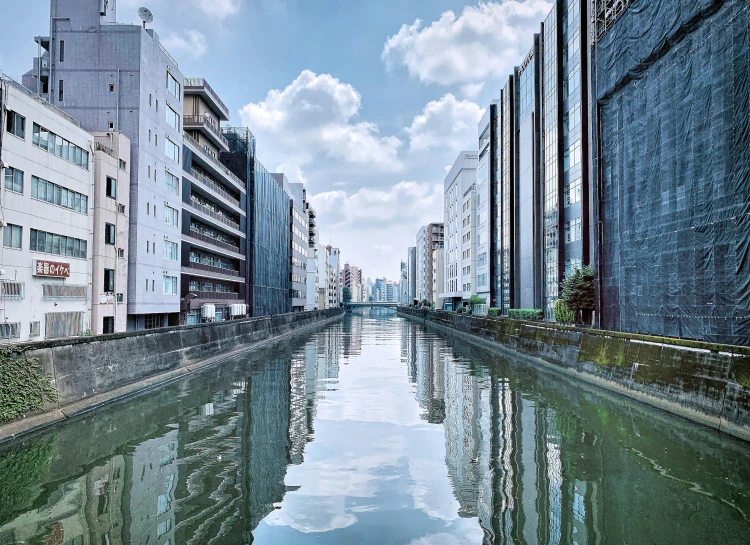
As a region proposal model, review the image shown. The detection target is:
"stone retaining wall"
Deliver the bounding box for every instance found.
[398,307,750,441]
[1,309,343,441]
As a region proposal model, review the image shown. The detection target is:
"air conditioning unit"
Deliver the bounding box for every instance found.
[201,303,216,320]
[229,304,246,317]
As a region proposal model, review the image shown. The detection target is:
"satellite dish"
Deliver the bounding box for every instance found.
[138,7,154,27]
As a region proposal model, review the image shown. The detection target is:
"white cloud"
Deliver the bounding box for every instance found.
[118,0,241,21]
[382,0,552,86]
[405,94,483,153]
[161,30,208,59]
[460,82,485,99]
[194,0,242,20]
[240,70,402,174]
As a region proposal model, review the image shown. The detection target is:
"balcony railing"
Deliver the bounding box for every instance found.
[94,141,114,157]
[189,168,240,208]
[183,131,245,189]
[186,261,241,277]
[189,199,241,230]
[188,228,241,254]
[183,115,229,149]
[191,290,241,300]
[184,78,229,119]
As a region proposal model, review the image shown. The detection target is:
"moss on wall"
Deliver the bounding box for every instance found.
[0,347,57,423]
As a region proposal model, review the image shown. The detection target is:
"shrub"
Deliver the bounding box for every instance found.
[508,308,544,321]
[488,307,501,317]
[554,299,576,324]
[560,265,595,322]
[456,306,466,314]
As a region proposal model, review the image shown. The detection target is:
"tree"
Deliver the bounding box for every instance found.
[343,286,352,303]
[560,265,595,323]
[467,295,486,313]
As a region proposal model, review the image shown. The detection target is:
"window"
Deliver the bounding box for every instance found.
[166,105,180,130]
[117,248,125,258]
[164,204,179,227]
[103,316,114,334]
[109,83,115,93]
[165,138,179,163]
[119,159,126,171]
[0,322,21,340]
[30,229,87,258]
[116,293,124,303]
[59,40,65,62]
[165,170,179,195]
[30,321,40,337]
[565,176,582,206]
[117,203,126,214]
[163,275,178,295]
[58,80,64,102]
[564,217,582,243]
[105,223,116,245]
[4,167,23,193]
[32,176,88,213]
[3,224,22,249]
[106,176,117,199]
[6,111,25,139]
[104,268,115,293]
[109,121,114,130]
[32,124,89,169]
[156,99,159,112]
[155,134,158,147]
[163,240,178,260]
[149,93,152,106]
[167,72,180,97]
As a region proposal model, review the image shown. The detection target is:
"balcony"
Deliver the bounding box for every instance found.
[190,291,242,301]
[183,131,245,191]
[184,78,230,121]
[189,199,241,231]
[184,115,229,152]
[184,262,241,278]
[187,228,242,255]
[188,168,241,209]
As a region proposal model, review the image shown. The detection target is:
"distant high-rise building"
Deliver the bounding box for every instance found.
[416,223,444,304]
[277,175,308,312]
[407,247,417,304]
[342,263,364,302]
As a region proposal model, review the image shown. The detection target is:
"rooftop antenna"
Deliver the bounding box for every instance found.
[138,7,153,28]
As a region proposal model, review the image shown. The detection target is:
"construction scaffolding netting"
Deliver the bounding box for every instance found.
[593,0,750,344]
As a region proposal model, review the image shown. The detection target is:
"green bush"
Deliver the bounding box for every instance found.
[456,306,466,314]
[488,307,501,317]
[508,308,544,321]
[0,347,58,423]
[554,299,576,324]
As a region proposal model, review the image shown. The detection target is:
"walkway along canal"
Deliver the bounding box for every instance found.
[0,308,748,544]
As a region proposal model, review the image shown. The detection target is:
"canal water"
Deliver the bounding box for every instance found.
[1,310,749,544]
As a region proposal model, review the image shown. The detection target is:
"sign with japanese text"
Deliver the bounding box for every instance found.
[33,259,70,278]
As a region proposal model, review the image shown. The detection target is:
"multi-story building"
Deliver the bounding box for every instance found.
[305,205,318,311]
[416,222,444,305]
[224,128,290,316]
[181,79,247,324]
[341,263,364,303]
[0,75,94,341]
[373,278,385,302]
[24,0,185,329]
[326,246,341,308]
[441,152,478,310]
[399,260,408,304]
[316,240,328,309]
[279,177,308,312]
[407,247,416,304]
[91,131,130,334]
[476,102,498,306]
[431,248,444,310]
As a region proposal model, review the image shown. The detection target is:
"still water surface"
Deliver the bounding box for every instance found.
[1,310,749,544]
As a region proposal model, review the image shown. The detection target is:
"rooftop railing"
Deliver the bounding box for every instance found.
[184,78,229,118]
[183,131,245,189]
[183,115,229,148]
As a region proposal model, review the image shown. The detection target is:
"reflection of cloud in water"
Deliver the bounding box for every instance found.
[408,455,462,521]
[407,530,482,545]
[263,495,357,533]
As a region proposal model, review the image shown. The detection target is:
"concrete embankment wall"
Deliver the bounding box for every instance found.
[398,307,750,442]
[1,309,344,442]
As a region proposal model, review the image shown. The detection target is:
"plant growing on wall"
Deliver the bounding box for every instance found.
[0,347,58,423]
[554,299,576,324]
[560,266,595,323]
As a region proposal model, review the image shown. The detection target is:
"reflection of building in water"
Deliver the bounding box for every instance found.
[289,353,309,464]
[404,323,446,424]
[341,314,363,357]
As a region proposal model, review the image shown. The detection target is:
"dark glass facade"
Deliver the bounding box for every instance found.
[224,128,291,316]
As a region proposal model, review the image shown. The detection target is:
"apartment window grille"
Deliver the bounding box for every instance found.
[4,167,24,193]
[0,280,24,299]
[45,311,83,338]
[43,284,87,299]
[0,322,21,340]
[29,321,40,338]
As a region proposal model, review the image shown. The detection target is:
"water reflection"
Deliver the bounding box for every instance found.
[0,309,748,545]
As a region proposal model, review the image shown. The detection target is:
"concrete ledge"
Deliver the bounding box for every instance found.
[0,309,344,443]
[398,307,750,443]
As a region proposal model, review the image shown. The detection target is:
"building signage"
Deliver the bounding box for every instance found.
[33,259,70,278]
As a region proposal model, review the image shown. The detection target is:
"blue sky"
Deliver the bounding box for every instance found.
[0,0,552,280]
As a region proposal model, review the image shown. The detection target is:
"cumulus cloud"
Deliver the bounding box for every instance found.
[161,30,208,59]
[382,0,552,86]
[405,94,483,153]
[460,82,485,99]
[240,70,402,173]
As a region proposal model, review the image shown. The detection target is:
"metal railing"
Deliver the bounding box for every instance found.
[186,261,241,277]
[94,141,114,157]
[183,131,245,189]
[189,168,240,207]
[189,199,241,230]
[183,115,229,148]
[187,228,242,254]
[183,78,229,117]
[192,290,241,300]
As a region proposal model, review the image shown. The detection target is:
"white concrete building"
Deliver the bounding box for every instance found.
[0,75,94,341]
[91,131,130,334]
[441,151,478,310]
[327,246,341,308]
